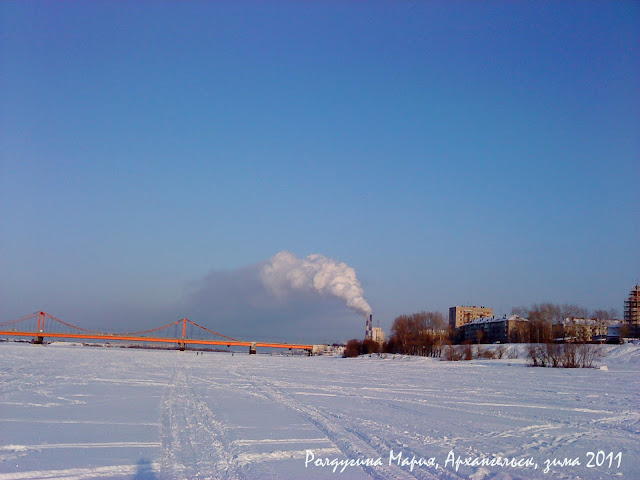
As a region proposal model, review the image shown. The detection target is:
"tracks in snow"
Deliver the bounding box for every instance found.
[161,360,622,479]
[160,367,244,480]
[230,366,467,480]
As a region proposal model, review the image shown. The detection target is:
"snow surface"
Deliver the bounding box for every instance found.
[0,342,638,480]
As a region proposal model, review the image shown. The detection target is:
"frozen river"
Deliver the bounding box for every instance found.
[0,342,638,479]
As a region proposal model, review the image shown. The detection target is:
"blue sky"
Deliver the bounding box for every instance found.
[1,2,638,342]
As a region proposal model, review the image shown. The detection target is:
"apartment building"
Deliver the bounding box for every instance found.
[449,305,494,329]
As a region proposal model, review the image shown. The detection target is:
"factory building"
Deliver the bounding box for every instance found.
[449,305,494,329]
[365,314,385,345]
[370,327,385,344]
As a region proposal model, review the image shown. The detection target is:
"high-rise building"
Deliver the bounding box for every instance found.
[449,305,494,329]
[624,284,640,325]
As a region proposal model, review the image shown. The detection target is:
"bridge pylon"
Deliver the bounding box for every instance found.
[179,317,187,351]
[34,311,45,344]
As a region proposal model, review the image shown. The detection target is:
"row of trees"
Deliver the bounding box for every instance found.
[512,303,618,321]
[528,343,604,368]
[344,302,621,358]
[343,311,450,357]
[387,311,448,356]
[343,339,382,357]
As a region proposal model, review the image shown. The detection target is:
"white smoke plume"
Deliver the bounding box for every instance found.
[260,251,372,316]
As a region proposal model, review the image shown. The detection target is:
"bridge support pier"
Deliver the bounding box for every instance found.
[33,336,44,345]
[179,343,185,352]
[249,342,257,355]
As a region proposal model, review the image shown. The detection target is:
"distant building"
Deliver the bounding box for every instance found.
[552,318,616,343]
[461,315,529,343]
[449,306,494,329]
[370,327,385,345]
[607,323,623,343]
[365,314,385,345]
[624,284,640,325]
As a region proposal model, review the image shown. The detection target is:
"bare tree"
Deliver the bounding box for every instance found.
[424,311,446,329]
[390,311,447,356]
[391,315,410,352]
[592,308,618,320]
[512,302,591,344]
[523,303,556,343]
[560,304,589,320]
[343,339,361,358]
[528,342,604,368]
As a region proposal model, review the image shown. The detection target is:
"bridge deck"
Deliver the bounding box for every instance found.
[0,331,313,350]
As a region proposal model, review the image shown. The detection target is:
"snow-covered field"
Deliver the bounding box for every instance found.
[0,342,638,480]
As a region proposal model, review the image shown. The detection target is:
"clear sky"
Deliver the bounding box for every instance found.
[1,2,638,342]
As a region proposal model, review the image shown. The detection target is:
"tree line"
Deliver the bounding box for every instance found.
[511,303,618,343]
[344,311,450,357]
[344,302,620,358]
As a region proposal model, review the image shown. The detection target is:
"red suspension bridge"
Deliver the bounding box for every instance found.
[0,312,317,354]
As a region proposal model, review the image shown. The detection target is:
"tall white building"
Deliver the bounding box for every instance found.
[370,327,385,345]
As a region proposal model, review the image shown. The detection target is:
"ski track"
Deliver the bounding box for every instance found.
[229,358,637,480]
[160,366,244,480]
[230,365,465,480]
